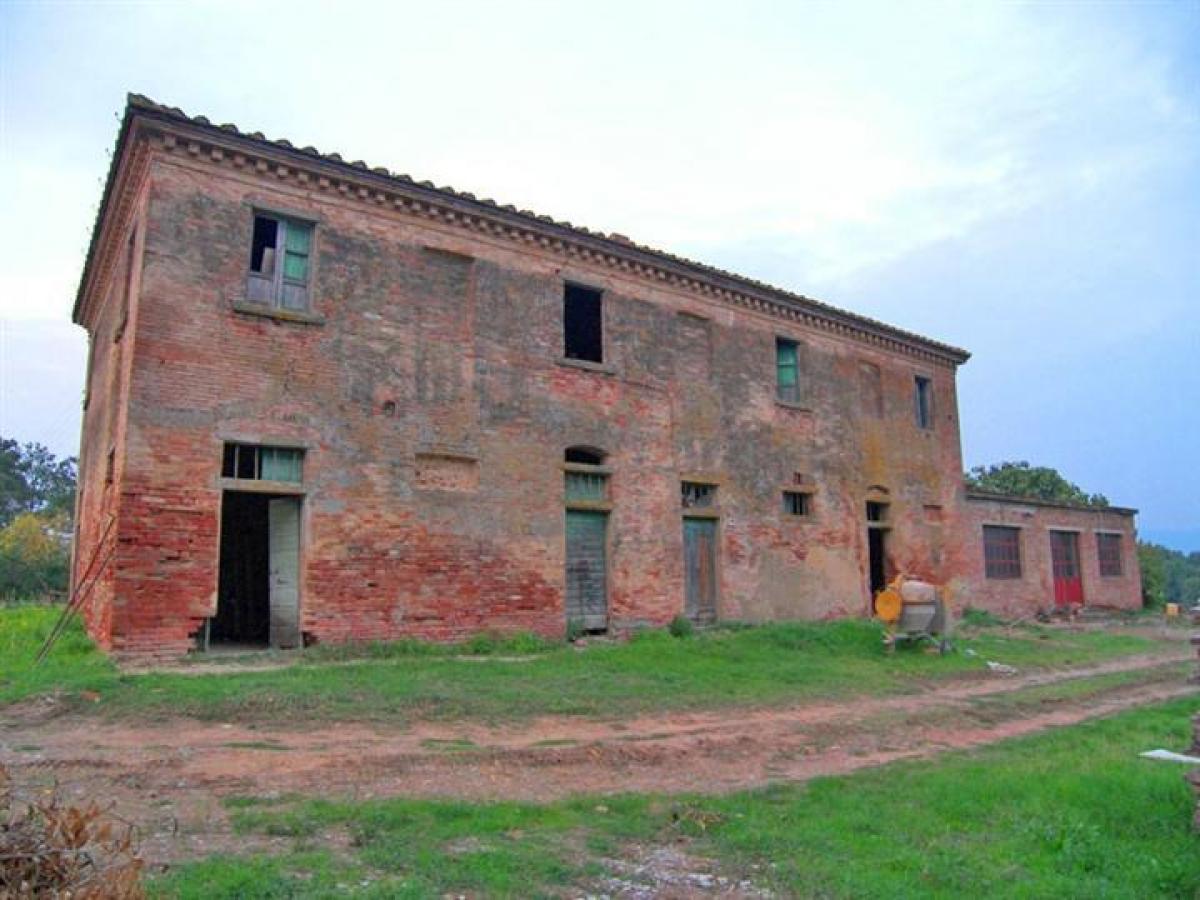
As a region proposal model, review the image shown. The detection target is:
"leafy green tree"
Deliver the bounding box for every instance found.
[1137,541,1200,609]
[0,438,77,527]
[1137,542,1167,609]
[0,511,70,598]
[965,461,1108,507]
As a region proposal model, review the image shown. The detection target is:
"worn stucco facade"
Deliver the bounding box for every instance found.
[72,97,1140,659]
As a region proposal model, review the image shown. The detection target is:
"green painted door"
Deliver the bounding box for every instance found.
[268,497,301,649]
[565,510,608,631]
[684,517,718,624]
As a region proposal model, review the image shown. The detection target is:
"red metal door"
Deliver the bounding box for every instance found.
[1050,531,1083,607]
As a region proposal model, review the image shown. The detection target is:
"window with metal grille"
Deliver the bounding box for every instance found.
[983,525,1022,579]
[565,471,608,503]
[914,375,933,429]
[776,338,800,403]
[247,214,313,311]
[222,443,304,483]
[563,284,603,363]
[681,482,717,509]
[782,491,811,517]
[1097,533,1123,577]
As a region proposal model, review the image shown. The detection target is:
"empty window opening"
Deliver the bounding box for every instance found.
[104,447,115,485]
[250,216,278,275]
[1097,533,1123,577]
[247,214,313,310]
[776,338,800,403]
[564,284,603,363]
[213,492,301,650]
[983,525,1022,579]
[866,501,889,523]
[222,443,304,483]
[565,446,606,466]
[783,491,811,517]
[681,481,717,509]
[914,376,933,429]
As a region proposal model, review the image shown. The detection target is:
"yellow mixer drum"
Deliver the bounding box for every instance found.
[874,586,903,625]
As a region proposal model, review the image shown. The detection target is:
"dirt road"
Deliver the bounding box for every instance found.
[1,650,1194,866]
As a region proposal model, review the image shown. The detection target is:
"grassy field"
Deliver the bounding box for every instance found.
[148,696,1200,898]
[0,605,1171,724]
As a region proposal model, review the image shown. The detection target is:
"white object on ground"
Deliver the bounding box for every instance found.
[1140,749,1200,764]
[986,661,1018,676]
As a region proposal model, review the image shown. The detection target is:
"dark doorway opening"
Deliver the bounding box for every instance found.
[214,492,271,646]
[213,492,302,649]
[868,527,887,596]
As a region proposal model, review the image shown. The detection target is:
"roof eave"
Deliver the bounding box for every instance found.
[964,489,1137,517]
[72,98,142,326]
[81,94,972,365]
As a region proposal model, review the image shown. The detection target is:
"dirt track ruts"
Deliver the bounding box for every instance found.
[1,649,1195,865]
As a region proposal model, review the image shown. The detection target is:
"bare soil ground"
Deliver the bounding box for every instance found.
[1,649,1194,870]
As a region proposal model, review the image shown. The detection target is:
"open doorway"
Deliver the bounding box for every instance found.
[213,491,301,649]
[866,501,890,598]
[868,528,887,595]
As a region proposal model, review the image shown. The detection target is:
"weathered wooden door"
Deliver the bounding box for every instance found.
[1050,530,1083,607]
[683,517,718,624]
[565,510,608,631]
[268,497,301,648]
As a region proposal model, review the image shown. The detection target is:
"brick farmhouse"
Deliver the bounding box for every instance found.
[71,96,1142,658]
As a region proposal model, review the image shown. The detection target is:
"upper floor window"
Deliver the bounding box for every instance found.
[983,525,1022,579]
[1097,533,1123,577]
[914,375,933,429]
[247,214,313,311]
[222,442,304,483]
[776,338,800,404]
[564,284,603,363]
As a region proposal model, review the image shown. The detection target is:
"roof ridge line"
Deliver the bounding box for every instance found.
[92,94,970,364]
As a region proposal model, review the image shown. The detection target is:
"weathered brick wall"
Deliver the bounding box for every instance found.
[950,495,1142,616]
[72,173,151,650]
[78,134,968,656]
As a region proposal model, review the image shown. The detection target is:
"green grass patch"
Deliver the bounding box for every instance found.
[1,605,1171,725]
[967,661,1192,717]
[152,697,1200,898]
[222,740,289,752]
[0,605,118,705]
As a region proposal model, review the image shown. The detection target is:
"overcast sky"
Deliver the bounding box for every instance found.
[1,0,1197,550]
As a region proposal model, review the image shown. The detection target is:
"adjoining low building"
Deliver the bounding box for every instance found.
[70,95,1142,659]
[955,491,1141,618]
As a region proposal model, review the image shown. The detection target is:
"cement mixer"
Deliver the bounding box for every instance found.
[873,575,952,654]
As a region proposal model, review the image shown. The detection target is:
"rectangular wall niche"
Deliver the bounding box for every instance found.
[414,453,479,492]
